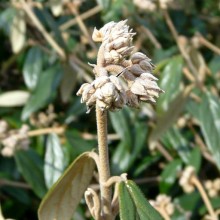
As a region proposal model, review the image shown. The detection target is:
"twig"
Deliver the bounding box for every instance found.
[191,176,217,220]
[0,179,31,189]
[20,0,66,60]
[156,142,174,161]
[60,5,102,31]
[162,10,199,81]
[139,26,162,49]
[66,2,97,50]
[196,32,220,55]
[28,126,65,137]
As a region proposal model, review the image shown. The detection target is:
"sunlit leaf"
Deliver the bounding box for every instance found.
[38,152,95,220]
[23,47,43,90]
[44,133,65,189]
[0,91,30,107]
[95,0,110,9]
[198,93,220,169]
[157,55,183,113]
[125,180,163,220]
[10,10,26,53]
[119,181,136,220]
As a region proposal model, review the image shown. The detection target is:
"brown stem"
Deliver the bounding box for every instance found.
[96,107,112,220]
[191,176,217,220]
[27,126,65,137]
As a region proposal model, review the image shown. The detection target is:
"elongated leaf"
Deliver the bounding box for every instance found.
[0,8,15,35]
[10,10,26,53]
[162,126,191,163]
[96,0,110,9]
[119,181,136,220]
[0,91,30,107]
[187,147,201,172]
[149,86,192,151]
[38,152,95,220]
[129,122,147,168]
[160,159,182,193]
[197,92,220,169]
[125,180,163,220]
[22,64,62,120]
[15,149,47,198]
[23,47,43,90]
[112,141,131,174]
[157,55,183,113]
[44,133,65,189]
[60,63,77,103]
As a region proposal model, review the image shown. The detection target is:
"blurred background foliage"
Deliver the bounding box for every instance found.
[0,0,220,219]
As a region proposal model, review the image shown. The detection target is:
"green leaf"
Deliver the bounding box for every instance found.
[22,64,62,120]
[125,180,163,220]
[157,55,183,113]
[110,109,132,146]
[130,122,147,167]
[160,159,182,193]
[0,7,16,35]
[38,152,95,220]
[15,149,47,198]
[60,63,77,103]
[23,47,43,90]
[149,86,191,152]
[187,147,201,173]
[119,181,136,220]
[95,0,110,9]
[189,92,220,169]
[112,141,131,174]
[44,133,65,189]
[163,126,191,163]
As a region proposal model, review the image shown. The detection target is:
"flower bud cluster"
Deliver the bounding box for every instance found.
[77,20,164,112]
[92,20,135,64]
[30,104,57,128]
[179,166,195,193]
[149,194,174,216]
[77,75,126,113]
[0,120,30,157]
[204,178,220,198]
[124,52,164,107]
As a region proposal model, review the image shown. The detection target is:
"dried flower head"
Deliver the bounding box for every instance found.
[179,166,195,193]
[77,75,126,113]
[0,124,30,157]
[205,178,220,198]
[149,194,174,216]
[77,20,164,112]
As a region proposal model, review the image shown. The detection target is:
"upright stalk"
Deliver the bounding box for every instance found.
[96,106,112,219]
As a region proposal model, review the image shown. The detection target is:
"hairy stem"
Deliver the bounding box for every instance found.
[96,107,112,219]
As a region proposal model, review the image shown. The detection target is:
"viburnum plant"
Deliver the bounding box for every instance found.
[38,20,164,220]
